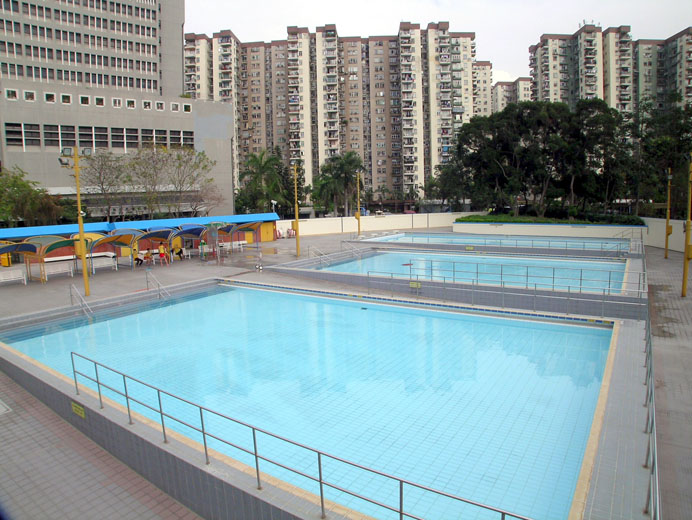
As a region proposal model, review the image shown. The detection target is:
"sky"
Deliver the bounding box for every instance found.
[183,0,691,84]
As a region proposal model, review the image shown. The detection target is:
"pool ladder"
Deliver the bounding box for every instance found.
[69,284,93,316]
[145,271,171,299]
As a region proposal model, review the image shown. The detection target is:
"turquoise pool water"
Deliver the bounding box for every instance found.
[369,232,630,253]
[1,287,612,520]
[320,251,627,292]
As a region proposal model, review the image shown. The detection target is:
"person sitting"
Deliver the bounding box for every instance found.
[174,247,184,261]
[135,251,144,266]
[143,250,153,265]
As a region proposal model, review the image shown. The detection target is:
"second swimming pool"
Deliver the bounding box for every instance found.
[319,251,628,293]
[1,286,613,520]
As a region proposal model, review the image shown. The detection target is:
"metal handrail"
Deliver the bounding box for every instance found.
[381,235,631,255]
[642,248,661,520]
[70,352,532,520]
[145,271,171,299]
[365,271,647,319]
[69,284,93,315]
[340,241,368,258]
[308,246,330,266]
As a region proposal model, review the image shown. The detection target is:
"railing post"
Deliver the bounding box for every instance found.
[399,480,404,520]
[71,353,80,396]
[123,374,133,425]
[533,283,537,312]
[200,408,210,465]
[602,289,606,318]
[157,389,168,443]
[252,428,262,490]
[501,282,505,308]
[318,452,326,519]
[94,364,103,409]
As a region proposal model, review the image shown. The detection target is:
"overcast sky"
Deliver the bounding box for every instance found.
[184,0,691,83]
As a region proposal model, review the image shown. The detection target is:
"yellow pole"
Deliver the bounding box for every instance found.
[356,170,361,236]
[73,148,91,296]
[665,168,672,259]
[293,163,300,257]
[682,153,692,297]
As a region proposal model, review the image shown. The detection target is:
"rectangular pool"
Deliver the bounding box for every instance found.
[369,232,630,254]
[320,251,627,293]
[0,286,613,520]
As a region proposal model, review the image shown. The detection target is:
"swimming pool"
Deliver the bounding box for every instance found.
[368,232,630,253]
[0,286,612,520]
[320,251,628,293]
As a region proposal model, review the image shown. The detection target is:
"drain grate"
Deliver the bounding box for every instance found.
[0,398,11,416]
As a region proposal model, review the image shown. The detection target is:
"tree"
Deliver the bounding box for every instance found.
[80,150,125,222]
[239,149,284,212]
[318,152,364,216]
[1,166,63,226]
[166,149,217,217]
[126,147,171,219]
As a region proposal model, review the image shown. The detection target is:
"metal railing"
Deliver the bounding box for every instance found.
[340,241,368,258]
[69,284,93,315]
[374,235,632,255]
[308,246,330,266]
[365,271,647,320]
[145,271,171,299]
[399,258,645,295]
[70,352,532,520]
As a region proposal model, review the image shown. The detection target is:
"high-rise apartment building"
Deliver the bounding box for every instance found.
[530,25,691,114]
[0,0,235,215]
[491,77,532,113]
[186,21,489,197]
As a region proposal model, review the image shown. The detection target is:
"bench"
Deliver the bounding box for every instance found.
[91,256,118,272]
[0,268,27,285]
[31,261,74,280]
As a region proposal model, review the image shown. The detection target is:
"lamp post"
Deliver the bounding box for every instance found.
[355,170,361,236]
[293,163,300,257]
[59,147,91,297]
[682,153,692,297]
[665,168,672,259]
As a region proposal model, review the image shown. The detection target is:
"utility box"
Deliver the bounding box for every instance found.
[0,253,11,267]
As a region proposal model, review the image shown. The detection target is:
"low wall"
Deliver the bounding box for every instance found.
[276,212,474,236]
[641,218,688,253]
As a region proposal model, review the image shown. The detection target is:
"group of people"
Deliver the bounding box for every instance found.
[135,244,185,267]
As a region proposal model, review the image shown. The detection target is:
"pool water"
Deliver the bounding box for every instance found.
[369,232,630,253]
[1,287,612,520]
[320,251,627,292]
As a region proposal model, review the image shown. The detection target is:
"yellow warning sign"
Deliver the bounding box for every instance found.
[71,401,85,419]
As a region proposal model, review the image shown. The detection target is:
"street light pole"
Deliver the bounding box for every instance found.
[293,163,300,257]
[356,170,361,236]
[63,148,91,297]
[665,168,672,259]
[682,153,692,297]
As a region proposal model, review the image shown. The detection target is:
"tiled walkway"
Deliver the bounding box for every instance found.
[0,371,202,520]
[646,246,692,520]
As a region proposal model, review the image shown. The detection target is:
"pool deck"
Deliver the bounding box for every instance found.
[0,228,690,520]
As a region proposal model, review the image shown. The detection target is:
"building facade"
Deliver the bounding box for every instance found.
[185,21,491,197]
[491,77,532,113]
[530,24,692,113]
[0,0,236,215]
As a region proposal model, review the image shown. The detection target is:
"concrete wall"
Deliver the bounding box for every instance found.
[276,212,470,236]
[641,218,688,253]
[452,222,642,239]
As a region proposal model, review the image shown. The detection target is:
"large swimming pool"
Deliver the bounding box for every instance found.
[1,286,612,519]
[320,251,627,293]
[368,232,630,254]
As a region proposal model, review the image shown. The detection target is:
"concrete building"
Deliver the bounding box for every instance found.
[186,21,489,198]
[0,0,236,216]
[491,77,532,113]
[530,24,691,113]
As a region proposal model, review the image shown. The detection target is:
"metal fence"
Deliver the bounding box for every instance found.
[70,352,532,520]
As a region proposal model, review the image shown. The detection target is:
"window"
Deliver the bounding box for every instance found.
[61,94,71,104]
[23,90,35,101]
[43,124,59,147]
[5,89,18,100]
[142,100,152,109]
[170,103,180,112]
[80,95,90,105]
[126,99,135,109]
[155,101,164,111]
[45,92,56,103]
[112,98,122,108]
[183,104,191,113]
[95,97,105,107]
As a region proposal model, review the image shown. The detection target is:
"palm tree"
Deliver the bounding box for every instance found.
[318,152,364,216]
[240,150,284,212]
